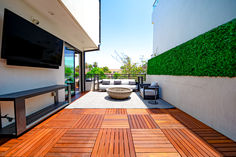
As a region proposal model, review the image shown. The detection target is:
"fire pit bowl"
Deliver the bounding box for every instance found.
[106,87,132,100]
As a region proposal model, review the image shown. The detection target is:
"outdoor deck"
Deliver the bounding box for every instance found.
[0,108,236,156]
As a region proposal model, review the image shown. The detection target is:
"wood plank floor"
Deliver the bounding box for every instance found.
[0,108,236,156]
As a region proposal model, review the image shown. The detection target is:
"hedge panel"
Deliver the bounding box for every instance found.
[147,19,236,77]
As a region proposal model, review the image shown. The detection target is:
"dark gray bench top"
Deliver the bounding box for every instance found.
[0,85,66,100]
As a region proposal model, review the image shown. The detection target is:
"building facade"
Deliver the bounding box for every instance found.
[0,0,100,128]
[150,0,236,141]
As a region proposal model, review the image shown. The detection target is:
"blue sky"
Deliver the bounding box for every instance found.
[86,0,154,69]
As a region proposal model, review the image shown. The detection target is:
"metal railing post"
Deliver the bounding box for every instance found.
[96,75,99,91]
[93,75,96,91]
[68,84,71,104]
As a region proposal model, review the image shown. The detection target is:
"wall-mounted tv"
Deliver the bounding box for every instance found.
[1,9,63,69]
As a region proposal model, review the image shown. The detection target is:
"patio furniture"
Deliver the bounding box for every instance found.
[147,86,159,104]
[107,87,132,99]
[99,79,137,91]
[0,85,71,136]
[140,82,159,100]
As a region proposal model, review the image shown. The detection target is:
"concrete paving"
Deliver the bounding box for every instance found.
[66,91,175,109]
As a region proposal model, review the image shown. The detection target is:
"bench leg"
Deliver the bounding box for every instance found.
[14,98,26,136]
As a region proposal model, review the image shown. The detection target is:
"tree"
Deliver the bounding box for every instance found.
[102,66,111,73]
[112,51,147,74]
[75,65,79,73]
[65,65,73,77]
[88,64,93,71]
[113,72,120,79]
[93,62,98,68]
[151,48,158,58]
[86,67,106,79]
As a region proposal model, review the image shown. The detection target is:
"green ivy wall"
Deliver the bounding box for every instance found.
[148,19,236,77]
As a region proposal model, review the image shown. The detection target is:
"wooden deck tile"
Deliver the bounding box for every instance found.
[132,129,180,156]
[170,112,210,129]
[3,128,66,157]
[128,114,159,129]
[162,128,222,157]
[80,109,106,114]
[91,128,135,157]
[151,114,185,129]
[46,129,99,157]
[127,109,149,114]
[73,114,104,128]
[191,128,236,157]
[101,114,129,128]
[106,108,127,114]
[40,119,79,128]
[0,107,234,156]
[146,109,181,115]
[54,112,82,120]
[136,152,181,157]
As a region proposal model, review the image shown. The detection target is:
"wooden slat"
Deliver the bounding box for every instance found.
[162,128,222,157]
[46,129,98,156]
[151,114,185,129]
[127,109,149,114]
[170,112,210,129]
[106,108,127,114]
[101,115,129,128]
[132,129,180,156]
[128,114,159,129]
[0,108,235,156]
[80,109,106,114]
[191,128,236,157]
[73,114,104,128]
[3,129,66,156]
[91,128,135,157]
[40,119,79,128]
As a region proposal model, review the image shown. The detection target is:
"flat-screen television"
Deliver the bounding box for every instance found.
[1,9,63,69]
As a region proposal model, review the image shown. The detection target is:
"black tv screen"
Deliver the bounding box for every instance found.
[1,9,63,69]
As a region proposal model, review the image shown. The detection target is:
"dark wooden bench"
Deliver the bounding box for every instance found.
[0,85,71,136]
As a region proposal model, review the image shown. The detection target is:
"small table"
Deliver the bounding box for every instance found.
[148,86,159,104]
[107,87,132,99]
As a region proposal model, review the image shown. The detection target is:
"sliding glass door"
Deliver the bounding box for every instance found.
[64,47,75,96]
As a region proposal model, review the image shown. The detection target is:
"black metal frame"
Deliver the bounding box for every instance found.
[140,83,159,100]
[0,85,71,136]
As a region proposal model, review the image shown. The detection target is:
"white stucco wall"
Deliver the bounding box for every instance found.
[0,0,65,127]
[61,0,100,47]
[147,75,236,141]
[152,0,236,55]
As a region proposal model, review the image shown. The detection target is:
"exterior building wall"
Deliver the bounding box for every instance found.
[147,75,236,141]
[152,0,236,55]
[61,0,100,47]
[0,0,66,127]
[150,0,236,141]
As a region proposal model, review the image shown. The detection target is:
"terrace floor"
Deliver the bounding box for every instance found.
[0,102,236,156]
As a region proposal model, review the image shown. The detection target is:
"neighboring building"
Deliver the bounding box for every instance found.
[109,69,122,74]
[149,0,236,141]
[0,0,100,129]
[152,0,236,55]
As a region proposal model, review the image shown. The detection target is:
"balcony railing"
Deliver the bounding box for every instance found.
[86,73,146,82]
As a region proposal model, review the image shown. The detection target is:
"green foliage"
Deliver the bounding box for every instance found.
[75,72,79,78]
[113,51,147,74]
[75,65,79,73]
[102,66,111,73]
[113,72,121,79]
[65,66,73,77]
[65,65,74,83]
[147,19,236,77]
[87,67,106,79]
[93,62,98,68]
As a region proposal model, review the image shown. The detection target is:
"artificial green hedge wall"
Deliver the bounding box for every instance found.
[147,19,236,77]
